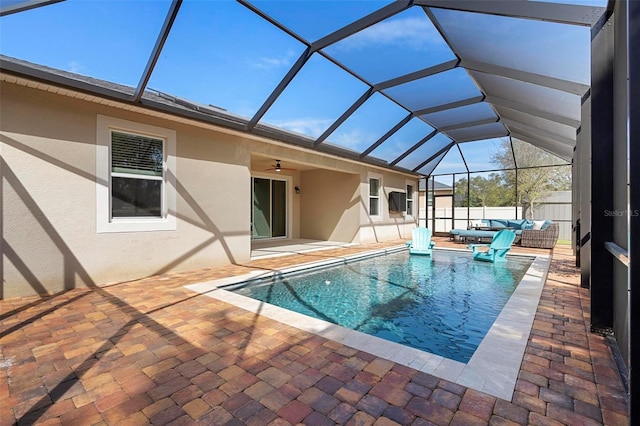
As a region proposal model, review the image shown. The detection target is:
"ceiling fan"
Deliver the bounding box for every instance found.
[265,160,297,172]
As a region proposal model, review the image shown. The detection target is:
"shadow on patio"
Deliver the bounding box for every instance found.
[0,240,629,425]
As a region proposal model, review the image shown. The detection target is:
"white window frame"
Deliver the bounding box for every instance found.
[368,173,383,220]
[406,181,415,217]
[96,115,176,233]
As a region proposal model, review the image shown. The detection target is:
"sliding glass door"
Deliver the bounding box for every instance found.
[252,177,287,239]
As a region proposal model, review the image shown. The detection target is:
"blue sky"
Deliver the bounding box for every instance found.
[0,0,583,175]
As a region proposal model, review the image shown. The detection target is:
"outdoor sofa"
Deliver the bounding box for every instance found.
[450,219,560,248]
[519,221,560,248]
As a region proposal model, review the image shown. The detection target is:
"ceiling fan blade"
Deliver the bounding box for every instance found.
[263,166,297,171]
[263,160,297,172]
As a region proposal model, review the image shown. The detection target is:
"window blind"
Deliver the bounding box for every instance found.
[111,131,163,176]
[370,178,379,196]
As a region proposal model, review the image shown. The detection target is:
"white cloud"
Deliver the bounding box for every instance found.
[67,61,87,74]
[253,56,290,70]
[269,117,333,139]
[251,50,296,70]
[331,129,371,151]
[336,17,440,52]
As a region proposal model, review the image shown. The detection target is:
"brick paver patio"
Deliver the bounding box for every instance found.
[0,239,629,425]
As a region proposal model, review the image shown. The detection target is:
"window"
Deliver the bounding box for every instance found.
[111,131,163,218]
[406,183,414,216]
[369,175,381,217]
[97,115,176,233]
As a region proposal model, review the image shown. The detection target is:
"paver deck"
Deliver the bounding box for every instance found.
[0,239,629,425]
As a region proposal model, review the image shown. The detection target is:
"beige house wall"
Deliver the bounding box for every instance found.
[418,188,453,226]
[434,189,453,207]
[299,169,360,242]
[358,174,417,242]
[1,78,418,298]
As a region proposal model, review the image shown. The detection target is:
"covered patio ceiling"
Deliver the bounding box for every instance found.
[0,0,608,176]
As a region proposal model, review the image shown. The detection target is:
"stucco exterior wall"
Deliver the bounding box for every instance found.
[1,79,418,298]
[1,82,253,298]
[357,173,417,242]
[299,169,360,242]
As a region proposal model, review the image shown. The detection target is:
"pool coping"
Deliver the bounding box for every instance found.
[185,246,550,401]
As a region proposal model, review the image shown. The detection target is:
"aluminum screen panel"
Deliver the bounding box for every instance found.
[512,138,572,167]
[382,67,482,111]
[511,131,574,161]
[496,107,577,142]
[458,138,506,172]
[396,133,452,171]
[148,1,305,118]
[431,144,467,175]
[325,93,409,153]
[512,135,573,167]
[535,0,607,7]
[420,102,497,129]
[506,118,575,149]
[432,7,591,85]
[0,0,599,176]
[471,71,582,123]
[417,151,447,176]
[0,0,169,87]
[247,0,390,42]
[261,53,368,139]
[444,122,509,143]
[368,118,435,161]
[321,6,455,84]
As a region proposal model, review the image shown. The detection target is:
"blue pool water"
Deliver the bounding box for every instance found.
[229,249,533,362]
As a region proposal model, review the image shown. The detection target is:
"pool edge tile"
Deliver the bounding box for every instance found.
[462,255,550,399]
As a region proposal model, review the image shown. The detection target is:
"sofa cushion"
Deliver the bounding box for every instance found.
[507,219,535,230]
[507,220,523,229]
[533,220,545,230]
[490,219,509,228]
[541,220,552,230]
[521,220,534,230]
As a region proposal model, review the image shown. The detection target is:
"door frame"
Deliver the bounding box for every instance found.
[251,172,293,240]
[432,193,454,235]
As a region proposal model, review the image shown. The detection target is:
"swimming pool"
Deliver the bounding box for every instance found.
[186,246,549,399]
[225,250,533,363]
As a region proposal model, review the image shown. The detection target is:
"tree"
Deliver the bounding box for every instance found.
[478,172,514,207]
[454,173,513,207]
[492,139,571,219]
